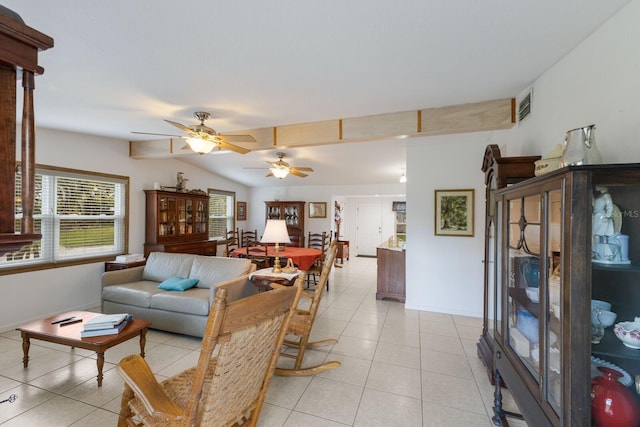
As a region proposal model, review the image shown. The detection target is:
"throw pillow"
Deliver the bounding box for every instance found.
[157,276,199,292]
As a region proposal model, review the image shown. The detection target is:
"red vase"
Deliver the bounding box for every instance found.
[591,367,640,427]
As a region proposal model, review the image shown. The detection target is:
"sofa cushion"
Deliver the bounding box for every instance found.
[157,276,199,291]
[102,281,163,308]
[150,288,210,316]
[142,252,195,282]
[189,256,252,289]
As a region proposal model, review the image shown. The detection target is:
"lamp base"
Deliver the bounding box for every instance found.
[271,260,282,273]
[271,244,282,273]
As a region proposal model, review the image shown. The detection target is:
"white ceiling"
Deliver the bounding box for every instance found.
[3,0,630,187]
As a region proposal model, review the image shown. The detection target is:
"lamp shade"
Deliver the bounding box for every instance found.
[261,219,291,244]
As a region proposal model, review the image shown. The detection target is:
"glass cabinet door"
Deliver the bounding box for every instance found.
[545,189,563,414]
[503,189,564,416]
[486,174,498,343]
[285,204,299,226]
[178,199,186,235]
[506,194,541,380]
[495,198,504,338]
[185,199,193,235]
[195,200,206,234]
[159,196,177,236]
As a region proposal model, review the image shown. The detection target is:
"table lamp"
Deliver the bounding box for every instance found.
[260,219,291,273]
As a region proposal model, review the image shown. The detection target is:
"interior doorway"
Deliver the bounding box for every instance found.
[356,201,384,256]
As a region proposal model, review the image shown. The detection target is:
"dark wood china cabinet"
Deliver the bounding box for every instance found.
[478,145,540,384]
[143,190,217,257]
[491,163,640,426]
[265,201,305,247]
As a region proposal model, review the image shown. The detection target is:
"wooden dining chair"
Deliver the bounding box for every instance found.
[116,283,301,427]
[286,233,302,247]
[245,239,270,269]
[240,229,258,248]
[273,241,340,377]
[224,228,239,257]
[307,232,328,289]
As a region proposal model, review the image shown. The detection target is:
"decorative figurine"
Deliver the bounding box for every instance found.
[592,186,629,264]
[176,172,188,192]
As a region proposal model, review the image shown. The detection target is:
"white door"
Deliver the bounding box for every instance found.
[356,201,383,256]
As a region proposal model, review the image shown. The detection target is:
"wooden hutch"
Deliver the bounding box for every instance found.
[143,189,217,257]
[492,164,640,426]
[478,145,540,384]
[265,201,305,246]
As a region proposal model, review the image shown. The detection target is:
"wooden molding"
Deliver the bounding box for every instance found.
[130,97,515,158]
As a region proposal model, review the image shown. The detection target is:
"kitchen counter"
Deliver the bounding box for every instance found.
[376,244,406,302]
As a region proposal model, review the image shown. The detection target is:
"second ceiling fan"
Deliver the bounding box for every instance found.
[248,152,314,178]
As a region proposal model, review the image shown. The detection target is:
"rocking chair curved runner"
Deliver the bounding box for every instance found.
[116,281,302,427]
[274,240,341,377]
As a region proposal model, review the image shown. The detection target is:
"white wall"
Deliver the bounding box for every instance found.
[405,0,640,317]
[405,131,507,316]
[0,128,251,331]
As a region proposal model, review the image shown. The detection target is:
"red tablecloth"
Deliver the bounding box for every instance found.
[232,246,322,271]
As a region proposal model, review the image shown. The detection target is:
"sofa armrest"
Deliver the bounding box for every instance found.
[102,266,145,287]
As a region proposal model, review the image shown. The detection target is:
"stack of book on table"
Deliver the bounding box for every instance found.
[81,313,132,338]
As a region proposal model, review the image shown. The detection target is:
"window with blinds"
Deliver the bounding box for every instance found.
[1,165,128,269]
[208,189,235,241]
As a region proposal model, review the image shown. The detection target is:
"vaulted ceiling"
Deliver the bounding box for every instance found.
[3,0,631,187]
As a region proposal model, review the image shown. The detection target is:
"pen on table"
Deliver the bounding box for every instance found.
[59,319,83,326]
[51,316,75,324]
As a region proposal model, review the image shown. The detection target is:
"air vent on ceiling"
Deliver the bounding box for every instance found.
[518,89,533,123]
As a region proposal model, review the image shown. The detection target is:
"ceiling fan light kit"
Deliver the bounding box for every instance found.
[270,165,290,179]
[186,137,215,154]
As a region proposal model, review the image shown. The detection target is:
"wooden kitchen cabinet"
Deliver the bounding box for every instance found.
[376,246,405,302]
[143,190,216,257]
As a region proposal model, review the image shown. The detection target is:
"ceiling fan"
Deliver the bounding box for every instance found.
[132,111,255,154]
[247,152,314,178]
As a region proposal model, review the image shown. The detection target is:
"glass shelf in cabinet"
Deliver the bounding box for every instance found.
[591,329,640,361]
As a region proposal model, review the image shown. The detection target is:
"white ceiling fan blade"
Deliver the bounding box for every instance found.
[216,140,251,154]
[164,119,194,134]
[131,131,184,138]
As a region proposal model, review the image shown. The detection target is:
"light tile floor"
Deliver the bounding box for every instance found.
[0,256,529,426]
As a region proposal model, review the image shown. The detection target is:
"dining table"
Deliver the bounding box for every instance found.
[232,246,322,271]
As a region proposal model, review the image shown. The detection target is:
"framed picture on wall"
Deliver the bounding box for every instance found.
[236,201,247,221]
[434,189,474,237]
[309,202,327,218]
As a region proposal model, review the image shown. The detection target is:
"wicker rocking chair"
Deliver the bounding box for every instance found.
[274,240,341,377]
[116,280,302,427]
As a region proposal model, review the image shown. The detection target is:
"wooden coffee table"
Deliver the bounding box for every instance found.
[16,311,151,386]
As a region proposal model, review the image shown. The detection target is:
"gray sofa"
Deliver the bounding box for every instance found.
[101,252,257,337]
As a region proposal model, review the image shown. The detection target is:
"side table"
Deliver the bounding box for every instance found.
[249,268,300,292]
[105,260,146,272]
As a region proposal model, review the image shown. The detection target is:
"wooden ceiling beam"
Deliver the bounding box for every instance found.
[130,98,515,159]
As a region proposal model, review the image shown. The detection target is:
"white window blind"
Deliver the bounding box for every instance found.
[2,166,128,268]
[208,189,234,241]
